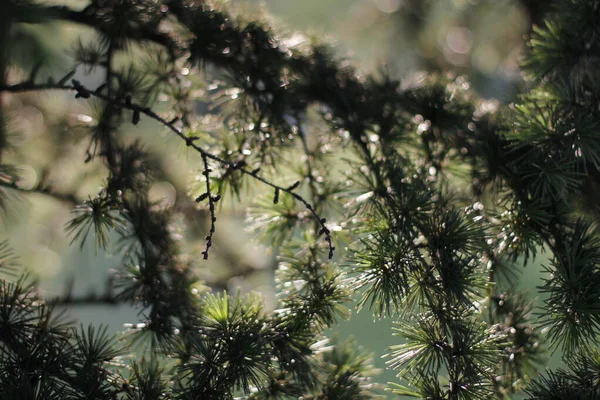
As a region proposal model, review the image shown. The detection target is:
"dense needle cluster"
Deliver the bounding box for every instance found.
[0,0,599,399]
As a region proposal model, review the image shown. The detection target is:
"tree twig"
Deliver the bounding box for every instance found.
[198,153,217,259]
[0,78,336,258]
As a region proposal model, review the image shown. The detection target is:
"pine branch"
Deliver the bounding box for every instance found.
[3,0,598,397]
[0,79,336,258]
[51,292,121,306]
[0,180,79,205]
[11,4,180,54]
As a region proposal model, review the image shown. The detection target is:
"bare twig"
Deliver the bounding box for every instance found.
[0,78,336,258]
[197,153,218,259]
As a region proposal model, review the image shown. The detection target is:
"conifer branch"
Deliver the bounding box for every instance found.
[14,4,180,54]
[0,79,336,258]
[52,291,121,306]
[2,0,598,397]
[0,180,79,205]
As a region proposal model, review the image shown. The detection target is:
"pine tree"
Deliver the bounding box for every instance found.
[0,0,599,399]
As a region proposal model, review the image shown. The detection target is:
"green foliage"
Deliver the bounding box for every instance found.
[66,194,129,251]
[525,350,600,399]
[0,0,599,399]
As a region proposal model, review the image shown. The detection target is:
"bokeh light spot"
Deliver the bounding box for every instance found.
[16,164,37,190]
[372,0,401,14]
[446,27,473,54]
[149,181,177,210]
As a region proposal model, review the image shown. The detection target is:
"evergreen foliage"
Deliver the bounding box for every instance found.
[0,0,599,399]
